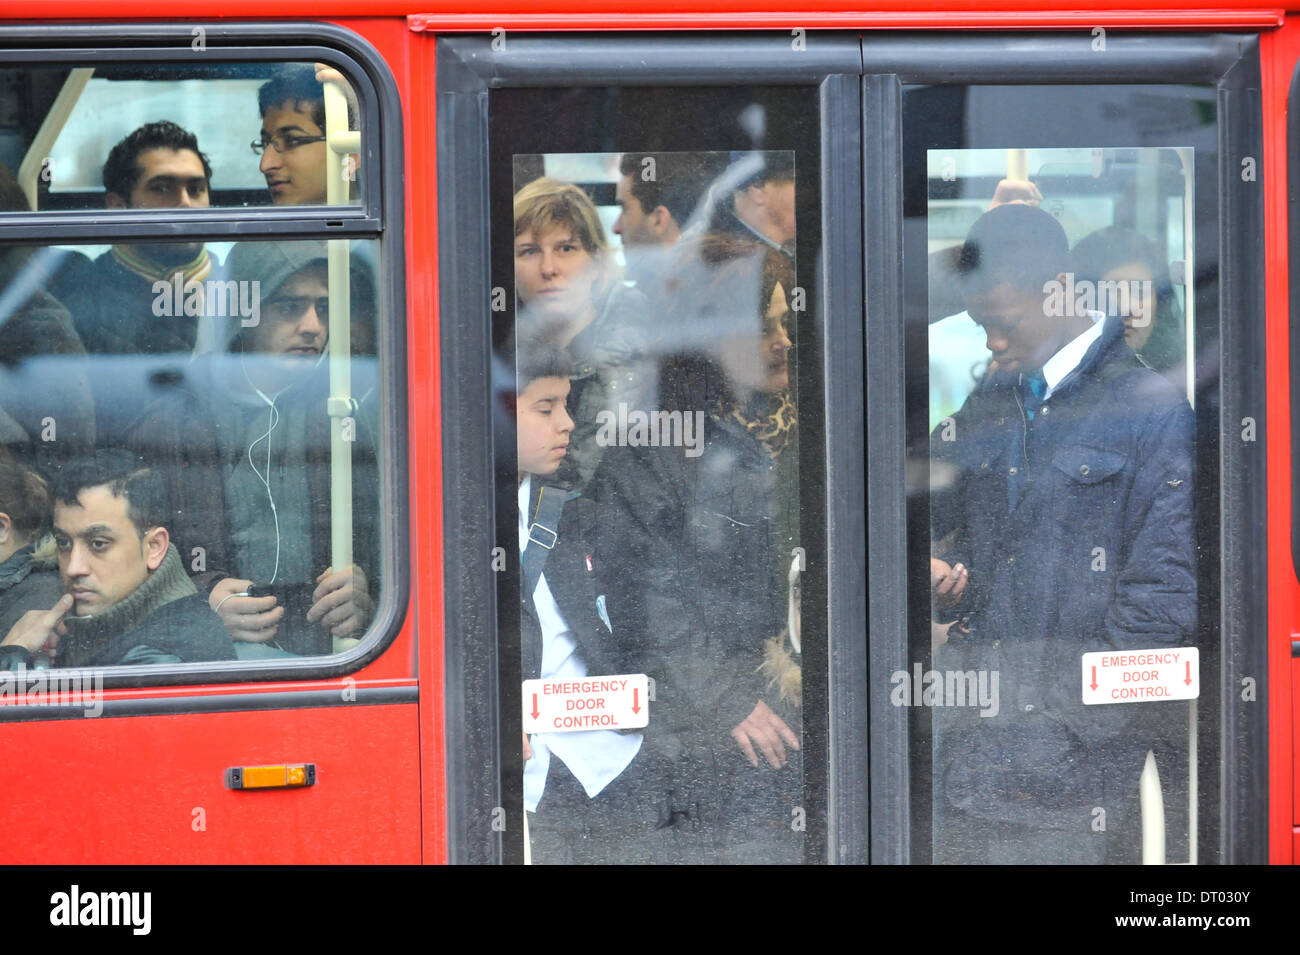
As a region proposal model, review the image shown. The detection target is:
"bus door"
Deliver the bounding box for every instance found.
[432,28,1267,864]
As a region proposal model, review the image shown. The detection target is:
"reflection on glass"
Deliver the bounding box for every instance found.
[926,147,1198,863]
[512,151,805,864]
[0,63,362,212]
[0,237,382,670]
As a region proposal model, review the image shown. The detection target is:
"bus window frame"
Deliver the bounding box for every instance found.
[435,31,868,865]
[862,31,1267,864]
[0,22,410,692]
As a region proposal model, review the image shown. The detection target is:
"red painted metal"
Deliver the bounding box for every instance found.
[0,703,420,864]
[1262,19,1298,865]
[0,2,1285,27]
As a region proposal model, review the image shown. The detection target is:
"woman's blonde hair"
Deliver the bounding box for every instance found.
[513,176,616,300]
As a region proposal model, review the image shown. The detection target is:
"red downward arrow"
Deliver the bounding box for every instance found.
[530,694,540,720]
[1090,666,1098,691]
[631,688,641,714]
[1185,661,1192,686]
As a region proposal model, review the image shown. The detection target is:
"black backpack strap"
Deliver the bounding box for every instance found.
[521,484,573,601]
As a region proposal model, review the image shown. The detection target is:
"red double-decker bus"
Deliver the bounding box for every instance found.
[0,0,1292,870]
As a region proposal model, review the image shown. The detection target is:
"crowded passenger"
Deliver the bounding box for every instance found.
[0,449,61,638]
[514,338,678,864]
[48,122,216,444]
[513,176,652,490]
[0,164,96,469]
[126,240,378,658]
[698,151,795,259]
[0,450,235,669]
[1071,225,1185,379]
[255,64,359,207]
[928,203,1195,863]
[587,234,801,863]
[54,121,213,357]
[613,151,720,295]
[929,178,1045,429]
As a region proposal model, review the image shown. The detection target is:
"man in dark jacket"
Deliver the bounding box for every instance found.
[48,122,217,445]
[929,204,1196,863]
[0,450,234,669]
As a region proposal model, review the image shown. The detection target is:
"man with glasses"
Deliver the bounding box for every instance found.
[127,240,378,658]
[254,65,358,207]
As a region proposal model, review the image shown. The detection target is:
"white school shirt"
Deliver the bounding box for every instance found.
[520,477,642,813]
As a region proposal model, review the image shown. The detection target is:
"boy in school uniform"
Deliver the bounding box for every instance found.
[515,343,683,864]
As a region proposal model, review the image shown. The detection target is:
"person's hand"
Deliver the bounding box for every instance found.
[731,700,799,769]
[2,594,73,654]
[930,558,968,610]
[989,178,1043,209]
[307,565,372,638]
[523,732,533,761]
[314,64,360,127]
[210,577,283,643]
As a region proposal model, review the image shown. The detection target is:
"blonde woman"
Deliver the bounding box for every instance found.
[513,177,652,489]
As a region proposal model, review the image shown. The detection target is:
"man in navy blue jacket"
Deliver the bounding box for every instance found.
[929,204,1196,864]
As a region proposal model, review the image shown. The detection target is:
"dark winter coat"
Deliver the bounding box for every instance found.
[586,402,798,860]
[929,315,1196,827]
[0,542,62,637]
[0,246,96,468]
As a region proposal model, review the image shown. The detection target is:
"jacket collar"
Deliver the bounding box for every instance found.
[1045,314,1128,401]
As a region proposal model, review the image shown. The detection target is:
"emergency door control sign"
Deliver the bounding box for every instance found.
[523,674,650,734]
[1081,647,1199,705]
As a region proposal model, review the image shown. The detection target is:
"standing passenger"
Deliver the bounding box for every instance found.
[590,236,802,863]
[513,177,652,490]
[929,204,1196,863]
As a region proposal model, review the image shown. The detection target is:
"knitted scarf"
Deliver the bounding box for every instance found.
[58,545,197,669]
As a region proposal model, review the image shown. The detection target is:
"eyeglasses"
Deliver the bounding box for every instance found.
[250,134,327,155]
[266,296,330,322]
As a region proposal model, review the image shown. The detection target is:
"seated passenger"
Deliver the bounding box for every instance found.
[0,449,235,669]
[127,240,378,658]
[48,122,216,445]
[255,64,359,207]
[513,176,652,490]
[0,449,61,637]
[52,121,214,356]
[0,164,96,469]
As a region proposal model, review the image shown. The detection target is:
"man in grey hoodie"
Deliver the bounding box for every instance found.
[127,240,379,657]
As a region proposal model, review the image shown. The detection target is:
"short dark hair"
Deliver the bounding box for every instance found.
[956,203,1071,297]
[259,64,357,132]
[516,337,573,397]
[618,152,718,229]
[102,121,212,201]
[0,447,50,540]
[52,450,168,538]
